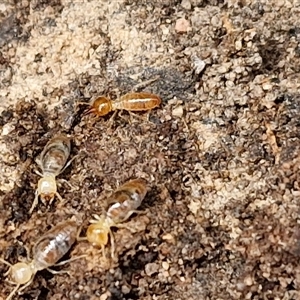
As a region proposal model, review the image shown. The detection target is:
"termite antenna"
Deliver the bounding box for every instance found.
[76,101,91,107]
[76,226,87,242]
[0,257,12,268]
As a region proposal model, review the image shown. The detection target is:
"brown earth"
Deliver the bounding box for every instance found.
[1,0,300,299]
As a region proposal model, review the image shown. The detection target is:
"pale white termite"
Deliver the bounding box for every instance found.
[30,135,73,213]
[0,220,82,300]
[78,178,148,259]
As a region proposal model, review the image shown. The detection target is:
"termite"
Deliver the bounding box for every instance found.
[78,178,148,259]
[0,220,83,300]
[84,92,161,117]
[30,135,73,213]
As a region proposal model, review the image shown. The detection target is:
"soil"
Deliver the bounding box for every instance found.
[1,0,300,299]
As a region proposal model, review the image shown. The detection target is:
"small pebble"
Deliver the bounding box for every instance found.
[121,285,131,294]
[262,82,273,90]
[99,293,109,300]
[244,275,253,286]
[162,261,170,270]
[1,124,15,136]
[145,263,159,276]
[218,65,230,74]
[235,40,242,50]
[175,18,191,33]
[172,105,184,118]
[181,0,191,10]
[162,233,174,240]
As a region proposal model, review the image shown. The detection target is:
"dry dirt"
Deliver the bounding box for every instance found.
[1,0,300,299]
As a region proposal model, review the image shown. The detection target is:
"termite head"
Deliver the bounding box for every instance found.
[86,216,112,247]
[10,262,34,285]
[0,259,35,300]
[37,175,57,201]
[89,97,112,116]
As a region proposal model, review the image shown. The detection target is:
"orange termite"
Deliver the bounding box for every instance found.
[86,92,161,117]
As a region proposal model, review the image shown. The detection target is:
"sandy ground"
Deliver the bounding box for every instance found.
[1,0,300,299]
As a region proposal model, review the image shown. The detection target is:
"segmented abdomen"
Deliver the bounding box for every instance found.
[33,221,78,270]
[40,137,70,175]
[113,92,161,111]
[106,179,148,223]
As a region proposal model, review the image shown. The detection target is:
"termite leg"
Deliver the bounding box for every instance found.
[108,230,115,259]
[86,114,101,129]
[6,279,18,285]
[118,110,149,125]
[0,257,12,268]
[128,111,153,124]
[47,192,64,209]
[0,258,12,276]
[114,223,137,233]
[101,245,107,260]
[52,254,87,268]
[76,226,87,242]
[54,192,64,203]
[57,179,75,192]
[107,110,118,128]
[34,169,43,177]
[29,191,39,214]
[4,268,11,277]
[120,209,145,223]
[46,268,69,275]
[18,279,33,293]
[90,214,102,223]
[60,154,79,174]
[6,283,21,300]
